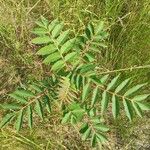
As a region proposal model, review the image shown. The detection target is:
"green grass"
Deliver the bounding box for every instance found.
[0,0,150,149]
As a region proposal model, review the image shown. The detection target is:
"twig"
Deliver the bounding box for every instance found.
[97,65,150,75]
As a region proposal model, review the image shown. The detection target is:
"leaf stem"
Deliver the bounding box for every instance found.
[97,65,150,75]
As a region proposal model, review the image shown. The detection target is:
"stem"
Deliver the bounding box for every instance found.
[97,65,150,75]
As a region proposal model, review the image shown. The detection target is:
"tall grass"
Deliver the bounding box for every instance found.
[0,0,150,149]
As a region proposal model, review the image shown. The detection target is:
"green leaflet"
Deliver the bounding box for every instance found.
[76,75,82,89]
[87,23,94,35]
[115,78,130,93]
[112,95,119,119]
[30,84,42,93]
[82,82,90,102]
[14,90,35,98]
[1,104,21,110]
[35,20,46,28]
[31,36,52,44]
[43,52,61,64]
[9,93,27,104]
[15,110,24,132]
[40,16,49,27]
[85,27,91,39]
[60,38,76,54]
[31,27,48,35]
[52,23,64,38]
[64,52,77,61]
[27,105,33,129]
[68,102,81,110]
[132,94,149,101]
[35,100,43,119]
[80,64,96,74]
[96,133,107,143]
[36,44,57,55]
[85,53,95,62]
[107,74,120,90]
[80,123,89,133]
[89,108,96,117]
[136,102,150,110]
[61,112,71,124]
[101,91,109,114]
[51,60,65,71]
[72,109,84,122]
[95,21,104,35]
[82,127,91,141]
[91,86,98,107]
[123,99,133,121]
[124,83,147,96]
[35,16,49,29]
[70,115,77,124]
[48,19,59,32]
[100,74,109,84]
[43,95,51,113]
[94,124,109,132]
[57,30,70,45]
[132,102,143,117]
[91,133,97,147]
[0,114,14,128]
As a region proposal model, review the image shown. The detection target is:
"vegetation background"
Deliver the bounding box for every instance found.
[0,0,150,149]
